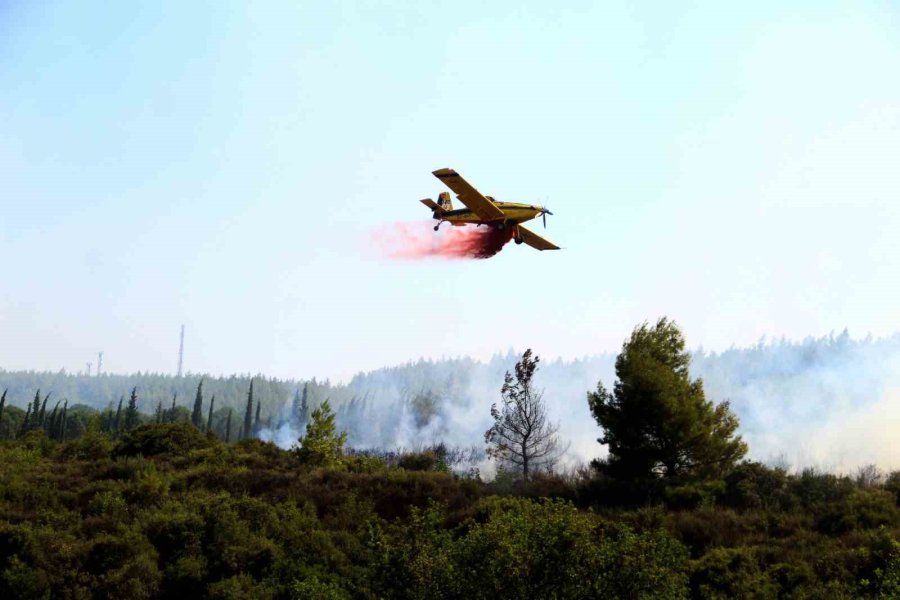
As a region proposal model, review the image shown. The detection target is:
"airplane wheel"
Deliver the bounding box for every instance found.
[433,224,440,231]
[515,237,524,245]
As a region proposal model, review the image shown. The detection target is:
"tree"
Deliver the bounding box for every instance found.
[60,400,68,441]
[155,401,163,424]
[47,400,61,439]
[114,396,123,434]
[588,318,747,481]
[191,380,204,429]
[293,384,310,427]
[0,389,6,430]
[225,409,233,443]
[484,349,564,480]
[295,400,347,467]
[168,393,177,423]
[37,392,50,428]
[207,395,216,435]
[243,380,254,440]
[124,387,140,431]
[23,390,42,432]
[254,401,261,436]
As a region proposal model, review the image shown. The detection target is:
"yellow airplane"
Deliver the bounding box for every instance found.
[420,168,560,251]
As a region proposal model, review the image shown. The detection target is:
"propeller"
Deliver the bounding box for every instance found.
[539,205,553,229]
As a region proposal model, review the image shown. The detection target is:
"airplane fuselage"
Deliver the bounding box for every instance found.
[436,202,543,226]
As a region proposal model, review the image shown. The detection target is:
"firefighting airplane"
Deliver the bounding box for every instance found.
[420,168,560,251]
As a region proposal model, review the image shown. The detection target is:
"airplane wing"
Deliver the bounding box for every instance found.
[517,225,561,251]
[432,168,506,221]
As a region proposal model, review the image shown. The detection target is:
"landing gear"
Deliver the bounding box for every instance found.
[433,224,440,231]
[514,237,524,245]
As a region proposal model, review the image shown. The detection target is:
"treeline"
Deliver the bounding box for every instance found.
[0,379,315,447]
[3,330,899,465]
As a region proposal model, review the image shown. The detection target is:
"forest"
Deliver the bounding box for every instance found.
[0,321,898,598]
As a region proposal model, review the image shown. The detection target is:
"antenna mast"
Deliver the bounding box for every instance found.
[177,324,185,377]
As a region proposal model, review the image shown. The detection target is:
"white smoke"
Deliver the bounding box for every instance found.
[258,332,900,474]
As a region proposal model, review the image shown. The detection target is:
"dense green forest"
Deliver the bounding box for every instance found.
[1,322,898,598]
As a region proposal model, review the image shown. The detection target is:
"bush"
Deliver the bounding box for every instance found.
[690,547,776,599]
[398,451,439,472]
[59,430,114,461]
[722,462,792,511]
[115,423,214,458]
[884,471,900,506]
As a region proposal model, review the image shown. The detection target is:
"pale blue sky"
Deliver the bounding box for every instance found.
[2,1,899,381]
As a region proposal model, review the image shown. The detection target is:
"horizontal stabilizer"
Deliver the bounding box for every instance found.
[420,198,442,212]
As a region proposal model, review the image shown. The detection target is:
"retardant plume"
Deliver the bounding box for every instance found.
[373,221,513,260]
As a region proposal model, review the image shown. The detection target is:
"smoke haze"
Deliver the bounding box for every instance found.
[261,332,900,474]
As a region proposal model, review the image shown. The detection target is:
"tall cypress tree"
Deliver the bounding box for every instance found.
[37,392,50,428]
[191,380,204,429]
[254,401,261,436]
[47,400,62,439]
[300,383,310,426]
[292,388,302,423]
[169,393,177,423]
[225,409,233,443]
[60,400,68,441]
[124,387,140,431]
[0,389,6,432]
[155,401,163,424]
[25,390,41,431]
[243,380,254,440]
[114,396,124,434]
[20,403,32,436]
[206,395,216,435]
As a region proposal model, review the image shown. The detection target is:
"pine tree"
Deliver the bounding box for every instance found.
[207,395,216,435]
[295,400,347,467]
[0,389,6,432]
[243,380,254,440]
[254,401,261,436]
[124,387,140,431]
[191,380,204,429]
[485,349,564,479]
[114,396,124,434]
[155,401,163,424]
[225,409,232,443]
[588,318,747,481]
[169,393,177,423]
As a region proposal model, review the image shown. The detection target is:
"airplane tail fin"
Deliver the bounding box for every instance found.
[421,192,453,217]
[437,192,453,211]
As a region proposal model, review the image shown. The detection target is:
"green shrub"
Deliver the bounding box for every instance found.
[398,450,439,472]
[115,423,214,458]
[690,547,776,599]
[722,462,792,511]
